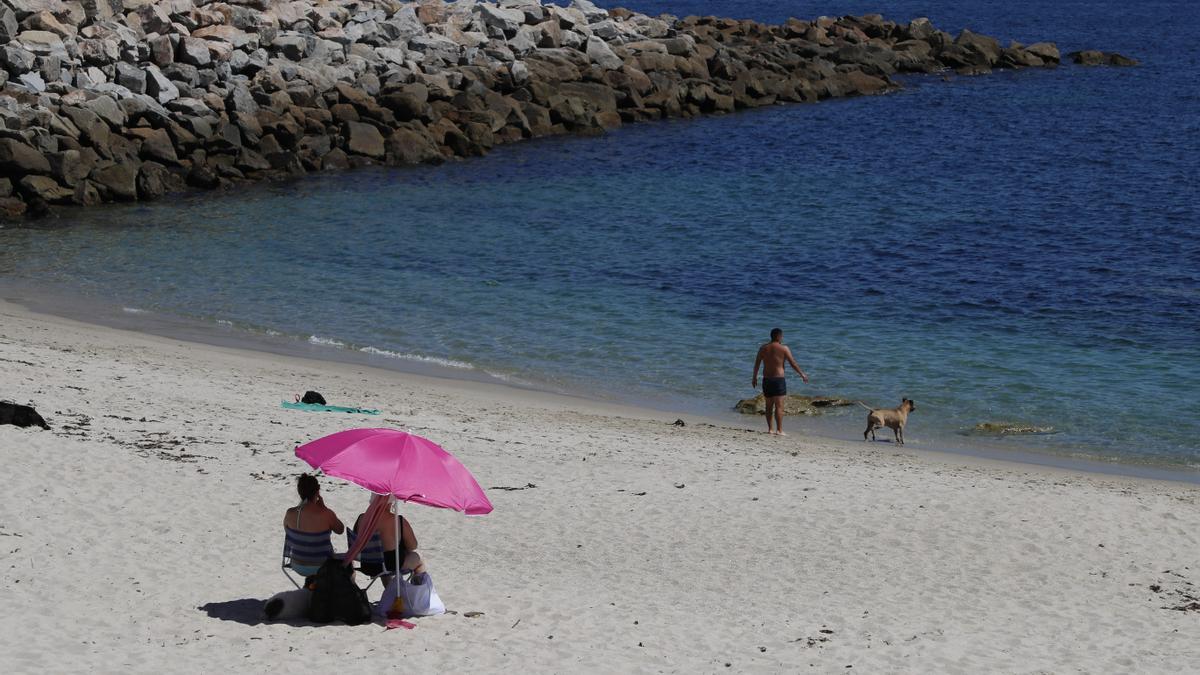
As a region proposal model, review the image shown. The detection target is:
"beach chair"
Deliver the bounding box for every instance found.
[282,526,337,589]
[345,527,390,591]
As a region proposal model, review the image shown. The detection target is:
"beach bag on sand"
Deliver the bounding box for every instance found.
[301,391,327,405]
[307,559,371,625]
[378,572,445,619]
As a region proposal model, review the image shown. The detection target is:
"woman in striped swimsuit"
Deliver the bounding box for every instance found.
[283,474,345,577]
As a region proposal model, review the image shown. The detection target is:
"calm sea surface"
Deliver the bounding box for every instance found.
[2,1,1197,471]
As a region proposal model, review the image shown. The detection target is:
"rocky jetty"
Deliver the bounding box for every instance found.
[0,0,1111,218]
[735,393,855,416]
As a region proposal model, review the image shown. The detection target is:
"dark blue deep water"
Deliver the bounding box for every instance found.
[2,1,1198,469]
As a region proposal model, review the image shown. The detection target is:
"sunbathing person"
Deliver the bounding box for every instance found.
[353,501,427,583]
[283,473,345,577]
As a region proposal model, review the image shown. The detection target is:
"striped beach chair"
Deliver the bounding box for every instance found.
[281,526,336,589]
[346,527,389,590]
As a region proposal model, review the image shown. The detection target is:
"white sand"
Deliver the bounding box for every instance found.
[1,298,1198,673]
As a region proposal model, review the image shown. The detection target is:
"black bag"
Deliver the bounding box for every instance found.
[306,559,372,625]
[301,391,327,405]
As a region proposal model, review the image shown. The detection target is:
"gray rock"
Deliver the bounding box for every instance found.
[225,83,258,114]
[570,0,608,23]
[17,71,46,92]
[19,174,72,202]
[1,46,36,75]
[37,54,61,81]
[91,161,139,200]
[590,19,619,40]
[136,161,181,200]
[6,0,68,20]
[0,7,18,44]
[955,29,1001,66]
[476,4,524,36]
[408,33,460,65]
[508,24,539,55]
[386,126,442,164]
[585,36,622,70]
[136,4,171,35]
[149,34,173,66]
[128,127,177,164]
[193,25,258,51]
[177,37,211,67]
[344,120,385,158]
[78,38,120,65]
[508,59,529,85]
[115,61,146,94]
[1024,42,1060,64]
[273,35,308,61]
[17,30,68,58]
[81,94,125,127]
[143,63,178,103]
[80,0,122,22]
[48,148,93,186]
[61,105,110,146]
[0,137,51,173]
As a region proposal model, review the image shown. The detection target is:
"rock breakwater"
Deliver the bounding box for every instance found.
[0,0,1123,218]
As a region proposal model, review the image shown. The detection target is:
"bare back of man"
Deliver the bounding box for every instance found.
[752,328,809,435]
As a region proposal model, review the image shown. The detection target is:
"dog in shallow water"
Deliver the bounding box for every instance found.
[859,399,916,445]
[0,401,49,430]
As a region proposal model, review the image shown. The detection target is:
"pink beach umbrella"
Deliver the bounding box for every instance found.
[296,428,493,616]
[295,428,493,516]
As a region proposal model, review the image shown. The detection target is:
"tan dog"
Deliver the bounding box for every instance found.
[859,399,916,444]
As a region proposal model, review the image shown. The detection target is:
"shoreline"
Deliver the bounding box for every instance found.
[3,285,1198,487]
[1,285,1198,670]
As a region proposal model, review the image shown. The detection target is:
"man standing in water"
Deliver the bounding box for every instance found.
[752,328,809,435]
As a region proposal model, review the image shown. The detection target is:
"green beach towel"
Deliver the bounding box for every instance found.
[282,401,381,415]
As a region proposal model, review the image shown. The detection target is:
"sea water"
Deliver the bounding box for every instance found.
[1,0,1197,472]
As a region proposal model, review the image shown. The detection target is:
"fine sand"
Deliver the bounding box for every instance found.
[1,298,1198,673]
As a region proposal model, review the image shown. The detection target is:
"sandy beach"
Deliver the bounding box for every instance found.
[1,297,1198,672]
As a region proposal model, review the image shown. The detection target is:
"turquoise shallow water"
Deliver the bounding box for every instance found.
[1,1,1197,472]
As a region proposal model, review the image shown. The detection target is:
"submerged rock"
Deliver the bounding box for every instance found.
[967,422,1058,436]
[735,394,856,416]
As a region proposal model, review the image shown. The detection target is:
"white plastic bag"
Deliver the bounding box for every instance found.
[378,572,446,618]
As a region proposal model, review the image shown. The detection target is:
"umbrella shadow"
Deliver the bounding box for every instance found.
[198,597,322,628]
[198,598,269,626]
[198,597,395,629]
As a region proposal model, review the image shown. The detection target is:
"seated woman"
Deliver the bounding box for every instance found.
[353,501,427,583]
[283,474,345,577]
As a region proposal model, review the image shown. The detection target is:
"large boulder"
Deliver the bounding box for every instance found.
[91,161,139,200]
[143,63,178,103]
[18,174,72,202]
[61,105,111,148]
[475,4,524,36]
[136,161,183,200]
[344,121,385,158]
[115,61,146,94]
[734,394,855,416]
[1024,42,1060,64]
[177,37,212,67]
[16,30,67,58]
[126,127,178,165]
[585,36,622,70]
[955,29,1002,66]
[0,137,51,174]
[82,94,125,127]
[0,7,18,43]
[385,126,443,165]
